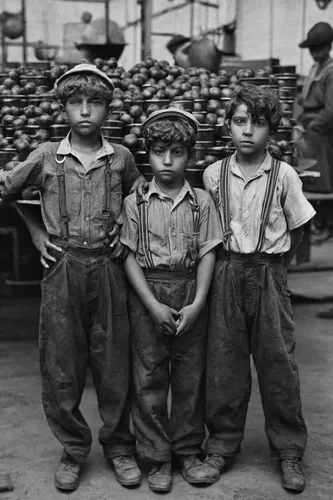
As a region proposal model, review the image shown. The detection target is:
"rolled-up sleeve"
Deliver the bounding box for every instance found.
[198,191,223,257]
[119,194,139,253]
[2,144,46,201]
[282,168,316,230]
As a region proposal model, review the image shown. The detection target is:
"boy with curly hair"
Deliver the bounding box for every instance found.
[0,64,146,491]
[202,85,315,493]
[119,108,222,492]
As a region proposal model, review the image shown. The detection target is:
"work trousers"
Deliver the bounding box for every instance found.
[205,251,307,459]
[128,270,208,462]
[39,243,135,462]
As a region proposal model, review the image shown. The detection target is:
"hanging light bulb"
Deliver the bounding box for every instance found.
[315,0,332,9]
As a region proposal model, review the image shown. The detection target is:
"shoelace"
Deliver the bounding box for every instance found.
[151,462,172,475]
[114,455,134,467]
[282,458,302,474]
[205,453,225,469]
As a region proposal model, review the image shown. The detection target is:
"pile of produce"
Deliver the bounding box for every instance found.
[0,58,298,185]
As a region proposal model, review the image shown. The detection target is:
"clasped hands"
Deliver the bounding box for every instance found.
[147,300,201,337]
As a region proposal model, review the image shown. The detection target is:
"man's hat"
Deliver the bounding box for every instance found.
[299,22,333,48]
[166,35,191,54]
[141,108,199,135]
[54,63,114,91]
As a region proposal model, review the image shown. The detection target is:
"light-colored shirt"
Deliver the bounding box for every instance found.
[1,133,141,249]
[203,151,316,254]
[120,177,223,270]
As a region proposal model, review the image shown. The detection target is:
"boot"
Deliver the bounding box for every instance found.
[202,453,229,483]
[55,452,80,491]
[280,457,305,492]
[180,454,221,484]
[110,455,141,487]
[148,461,172,492]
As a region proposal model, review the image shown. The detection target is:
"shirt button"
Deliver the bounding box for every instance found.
[85,216,89,221]
[83,241,88,246]
[85,193,89,198]
[243,231,248,236]
[245,209,249,213]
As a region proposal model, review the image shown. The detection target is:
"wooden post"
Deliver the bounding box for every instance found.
[21,0,27,66]
[105,0,110,44]
[190,0,195,38]
[0,20,7,71]
[141,0,152,61]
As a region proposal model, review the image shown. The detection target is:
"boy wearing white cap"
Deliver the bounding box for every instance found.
[0,64,146,491]
[119,108,223,492]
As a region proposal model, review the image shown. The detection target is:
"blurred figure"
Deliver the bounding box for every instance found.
[299,22,333,319]
[298,22,333,193]
[166,35,192,69]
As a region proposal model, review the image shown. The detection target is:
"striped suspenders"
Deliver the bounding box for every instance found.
[136,186,200,269]
[218,156,281,253]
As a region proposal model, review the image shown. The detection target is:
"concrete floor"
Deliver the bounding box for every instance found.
[0,293,333,499]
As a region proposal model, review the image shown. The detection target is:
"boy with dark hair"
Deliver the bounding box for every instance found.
[0,64,146,491]
[119,108,222,492]
[202,85,315,493]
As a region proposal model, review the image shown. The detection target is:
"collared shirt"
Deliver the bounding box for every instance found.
[2,134,142,249]
[120,177,222,270]
[203,151,316,254]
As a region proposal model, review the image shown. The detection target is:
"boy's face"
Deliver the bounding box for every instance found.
[228,103,270,156]
[63,92,109,137]
[148,140,189,188]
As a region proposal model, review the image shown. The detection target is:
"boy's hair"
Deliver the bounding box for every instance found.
[226,84,283,134]
[143,118,197,166]
[55,74,113,104]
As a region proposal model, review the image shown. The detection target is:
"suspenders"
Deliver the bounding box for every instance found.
[56,152,113,241]
[218,156,281,253]
[136,186,200,269]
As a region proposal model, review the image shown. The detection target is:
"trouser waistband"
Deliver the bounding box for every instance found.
[217,248,283,264]
[143,268,196,280]
[50,236,111,257]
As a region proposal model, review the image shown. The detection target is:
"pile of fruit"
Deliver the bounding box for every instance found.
[0,58,298,184]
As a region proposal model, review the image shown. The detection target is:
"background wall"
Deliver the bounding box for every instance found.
[2,0,333,74]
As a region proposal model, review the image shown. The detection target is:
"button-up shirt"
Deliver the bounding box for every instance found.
[120,177,222,270]
[2,134,142,248]
[203,152,316,254]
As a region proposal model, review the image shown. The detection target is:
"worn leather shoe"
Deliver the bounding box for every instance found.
[148,461,172,492]
[55,452,80,491]
[180,454,220,484]
[203,453,229,483]
[111,455,141,486]
[281,458,305,492]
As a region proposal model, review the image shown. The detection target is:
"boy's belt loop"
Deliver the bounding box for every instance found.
[56,167,69,240]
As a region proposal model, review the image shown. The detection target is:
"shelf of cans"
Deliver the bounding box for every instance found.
[0,62,298,189]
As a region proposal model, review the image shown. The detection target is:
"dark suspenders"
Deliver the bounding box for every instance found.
[136,186,200,269]
[218,156,281,253]
[56,153,113,242]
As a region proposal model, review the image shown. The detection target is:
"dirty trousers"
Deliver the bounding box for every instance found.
[128,270,208,462]
[39,244,135,462]
[205,252,307,459]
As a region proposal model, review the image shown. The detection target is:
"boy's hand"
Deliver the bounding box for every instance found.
[30,227,62,269]
[148,302,178,335]
[130,175,149,196]
[175,304,200,336]
[108,223,120,249]
[21,186,40,200]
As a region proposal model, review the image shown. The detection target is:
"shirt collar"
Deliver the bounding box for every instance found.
[229,150,272,176]
[147,176,195,206]
[56,132,114,159]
